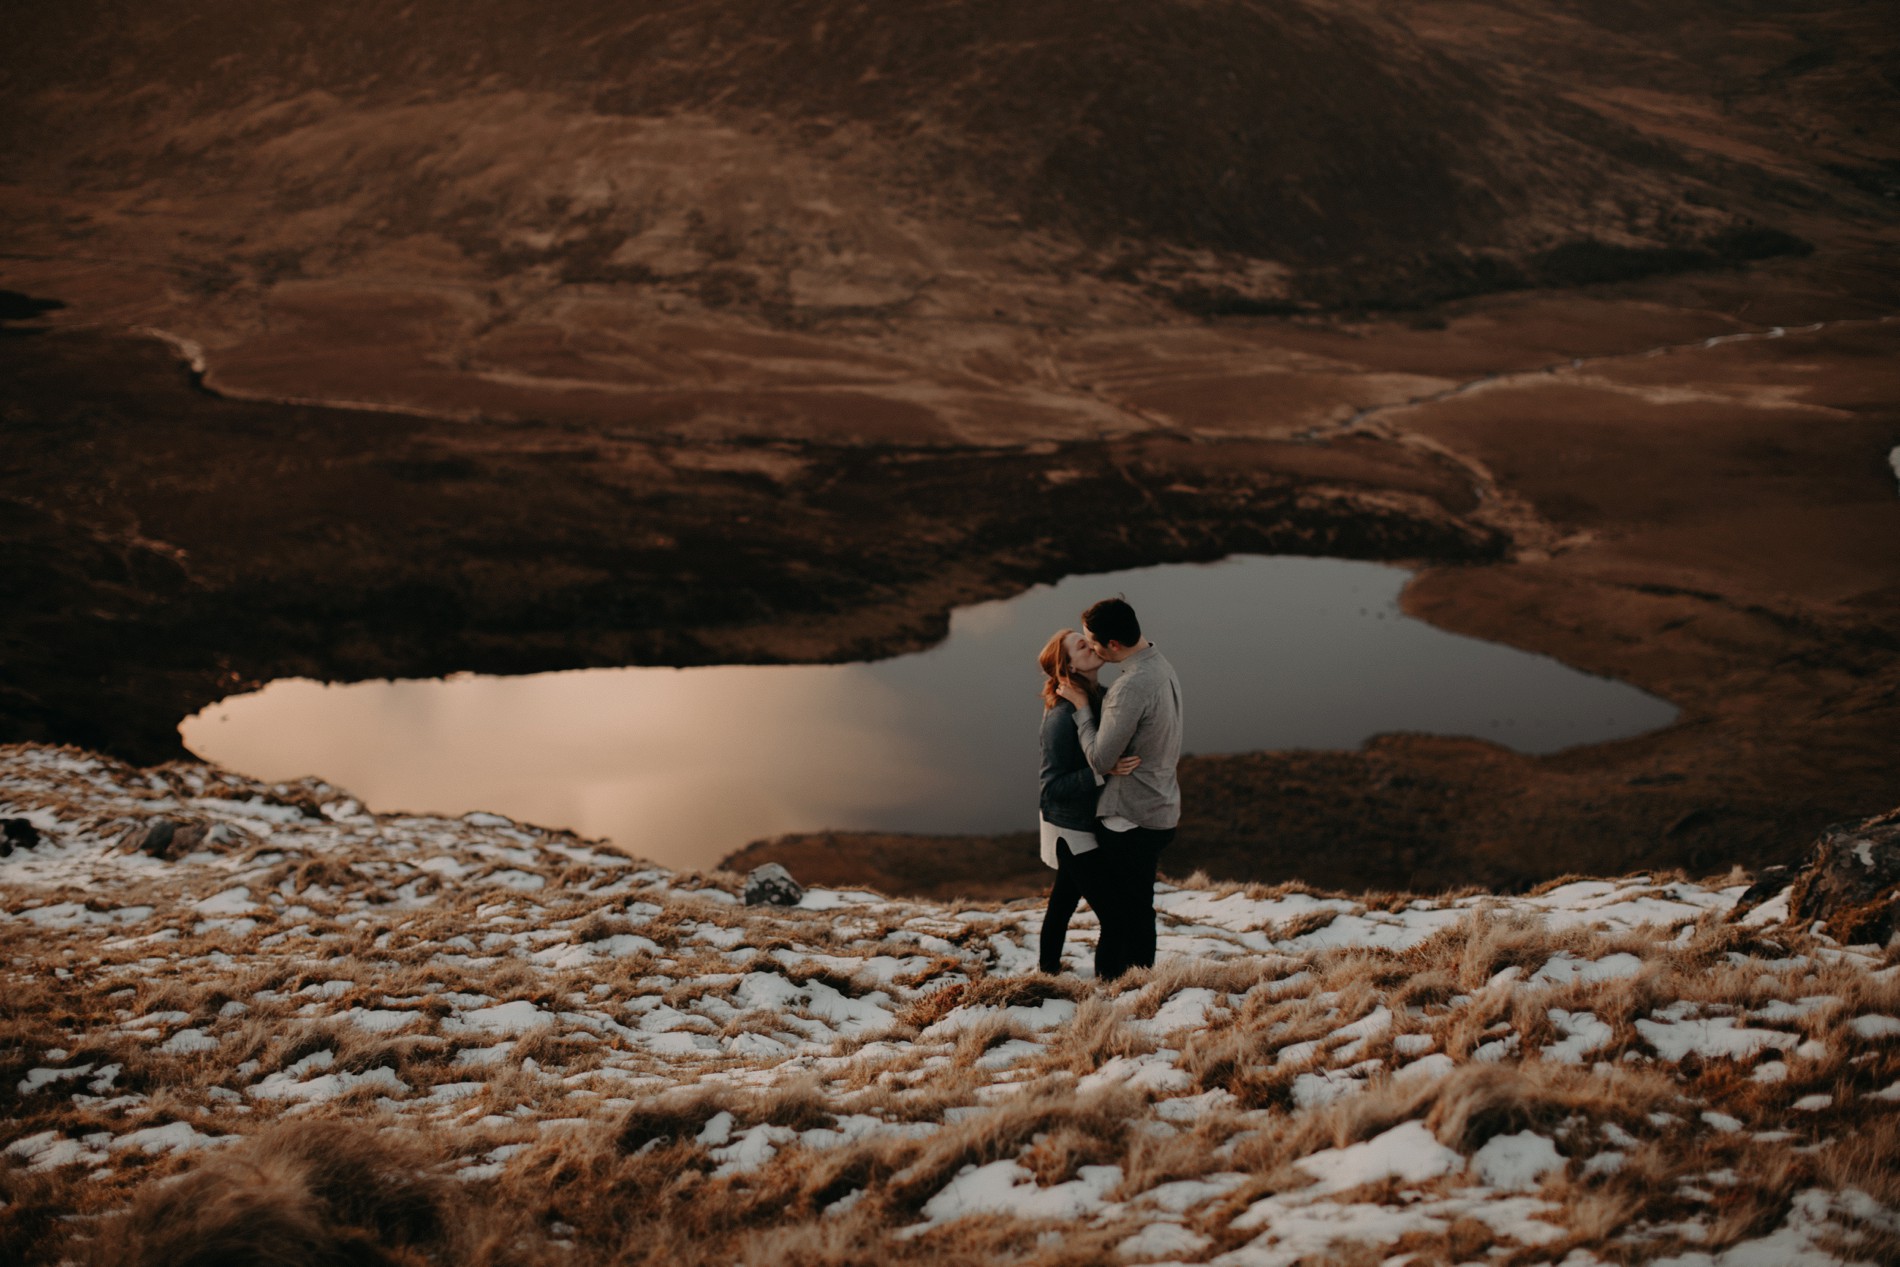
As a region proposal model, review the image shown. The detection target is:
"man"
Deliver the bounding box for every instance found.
[1055,596,1183,979]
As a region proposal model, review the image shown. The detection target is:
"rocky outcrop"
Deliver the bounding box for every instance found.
[122,818,244,861]
[742,862,805,907]
[1,816,39,856]
[1786,808,1900,945]
[125,819,202,860]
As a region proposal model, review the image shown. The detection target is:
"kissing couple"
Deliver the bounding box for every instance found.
[1035,596,1184,981]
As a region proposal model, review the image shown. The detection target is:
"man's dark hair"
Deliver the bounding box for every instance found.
[1082,596,1141,647]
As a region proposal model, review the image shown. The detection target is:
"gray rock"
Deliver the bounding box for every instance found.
[126,819,210,861]
[128,819,176,858]
[1,817,40,857]
[1786,808,1900,945]
[261,790,327,819]
[743,863,805,907]
[1730,864,1795,920]
[282,794,327,820]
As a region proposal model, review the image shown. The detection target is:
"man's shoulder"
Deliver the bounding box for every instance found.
[1141,648,1181,708]
[1126,645,1176,678]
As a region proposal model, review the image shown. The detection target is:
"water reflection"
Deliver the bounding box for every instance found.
[180,556,1677,870]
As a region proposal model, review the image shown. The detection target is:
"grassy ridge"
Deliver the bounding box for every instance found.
[2,743,1897,1264]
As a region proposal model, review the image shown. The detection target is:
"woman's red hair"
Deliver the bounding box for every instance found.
[1038,628,1087,710]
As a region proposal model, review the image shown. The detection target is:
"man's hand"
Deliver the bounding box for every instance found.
[1055,679,1090,709]
[1110,754,1142,777]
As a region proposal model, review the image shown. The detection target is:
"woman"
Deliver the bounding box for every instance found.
[1037,628,1139,974]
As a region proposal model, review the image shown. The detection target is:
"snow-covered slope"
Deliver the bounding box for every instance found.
[3,743,1896,1265]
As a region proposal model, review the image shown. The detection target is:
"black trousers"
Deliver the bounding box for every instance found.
[1070,823,1174,980]
[1039,837,1088,974]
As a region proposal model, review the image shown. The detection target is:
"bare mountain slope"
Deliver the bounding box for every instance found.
[3,0,1886,333]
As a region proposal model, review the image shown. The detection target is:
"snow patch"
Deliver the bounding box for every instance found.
[113,1122,234,1155]
[192,886,256,916]
[1847,1014,1900,1040]
[1533,952,1643,986]
[1636,1013,1800,1062]
[448,1000,553,1036]
[1471,1131,1564,1188]
[914,1159,1122,1229]
[1286,1121,1462,1197]
[922,998,1075,1038]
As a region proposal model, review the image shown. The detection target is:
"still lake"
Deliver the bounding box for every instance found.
[180,555,1676,870]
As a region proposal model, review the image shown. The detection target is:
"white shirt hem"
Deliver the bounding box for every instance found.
[1038,816,1100,869]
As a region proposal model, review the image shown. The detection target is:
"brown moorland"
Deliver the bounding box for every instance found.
[2,747,1897,1265]
[1,0,1897,895]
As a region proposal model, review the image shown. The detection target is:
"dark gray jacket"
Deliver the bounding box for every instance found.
[1039,698,1100,831]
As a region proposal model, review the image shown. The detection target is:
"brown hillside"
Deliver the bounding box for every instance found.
[4,0,1889,321]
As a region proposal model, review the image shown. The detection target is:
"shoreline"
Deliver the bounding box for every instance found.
[4,247,1897,897]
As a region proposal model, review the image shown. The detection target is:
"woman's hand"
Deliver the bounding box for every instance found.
[1055,678,1090,709]
[1111,754,1142,776]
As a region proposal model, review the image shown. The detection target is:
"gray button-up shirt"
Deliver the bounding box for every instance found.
[1073,643,1183,829]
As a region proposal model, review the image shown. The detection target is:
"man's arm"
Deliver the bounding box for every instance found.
[1072,679,1147,777]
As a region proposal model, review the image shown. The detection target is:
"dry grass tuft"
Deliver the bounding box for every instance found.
[950,1012,1035,1068]
[1019,1123,1121,1185]
[84,1121,467,1267]
[614,1078,838,1157]
[0,1161,81,1267]
[1045,996,1156,1075]
[895,972,1083,1031]
[1126,955,1273,1004]
[1275,908,1342,940]
[881,1085,1140,1216]
[747,1077,840,1132]
[1421,1063,1581,1152]
[614,1094,731,1154]
[0,971,71,1119]
[1814,1111,1900,1209]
